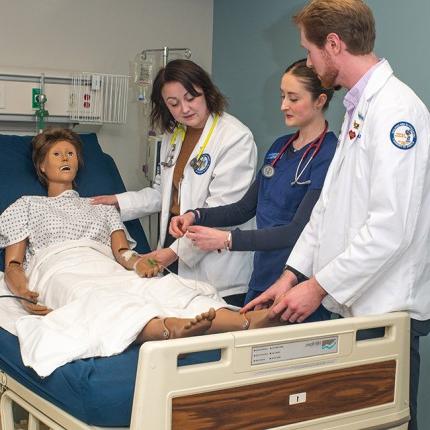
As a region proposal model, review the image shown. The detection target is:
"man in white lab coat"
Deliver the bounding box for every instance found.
[242,1,430,429]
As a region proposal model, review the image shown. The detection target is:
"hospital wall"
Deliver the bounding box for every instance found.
[0,0,214,192]
[212,0,430,426]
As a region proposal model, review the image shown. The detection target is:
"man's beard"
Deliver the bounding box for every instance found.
[319,55,341,91]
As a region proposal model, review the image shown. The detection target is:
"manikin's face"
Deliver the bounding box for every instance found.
[280,72,325,128]
[162,81,210,129]
[300,27,339,89]
[40,140,79,186]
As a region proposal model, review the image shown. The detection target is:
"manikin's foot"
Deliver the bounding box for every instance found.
[162,308,216,339]
[243,308,285,330]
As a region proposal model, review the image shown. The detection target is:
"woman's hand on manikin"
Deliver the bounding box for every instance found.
[185,226,229,251]
[90,195,119,209]
[169,212,196,238]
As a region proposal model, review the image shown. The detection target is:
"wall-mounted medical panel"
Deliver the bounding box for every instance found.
[0,70,129,128]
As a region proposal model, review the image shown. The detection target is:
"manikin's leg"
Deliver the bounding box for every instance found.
[135,308,284,343]
[136,309,216,343]
[205,308,284,334]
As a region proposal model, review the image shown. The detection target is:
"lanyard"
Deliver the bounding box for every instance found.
[170,124,186,146]
[192,114,219,164]
[163,114,219,168]
[161,125,186,167]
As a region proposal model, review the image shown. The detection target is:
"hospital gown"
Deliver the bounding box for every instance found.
[0,191,230,377]
[0,190,125,268]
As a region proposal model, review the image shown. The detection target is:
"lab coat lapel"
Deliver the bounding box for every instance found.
[159,129,185,247]
[330,60,393,181]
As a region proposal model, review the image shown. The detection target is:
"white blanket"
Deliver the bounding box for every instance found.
[0,240,230,377]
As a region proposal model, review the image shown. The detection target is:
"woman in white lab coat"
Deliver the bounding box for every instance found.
[92,60,257,305]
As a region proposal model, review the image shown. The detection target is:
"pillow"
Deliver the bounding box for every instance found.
[0,132,150,271]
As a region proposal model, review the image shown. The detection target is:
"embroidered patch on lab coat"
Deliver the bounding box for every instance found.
[193,153,211,175]
[390,122,417,150]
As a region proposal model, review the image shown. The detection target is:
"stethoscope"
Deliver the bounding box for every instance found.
[261,121,328,186]
[160,124,186,168]
[160,114,220,171]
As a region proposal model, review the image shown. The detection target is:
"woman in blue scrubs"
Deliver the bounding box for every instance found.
[169,59,337,314]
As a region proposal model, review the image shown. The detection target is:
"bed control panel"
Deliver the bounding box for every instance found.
[251,335,338,365]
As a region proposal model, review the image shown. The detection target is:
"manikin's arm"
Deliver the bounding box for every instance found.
[4,240,50,315]
[110,230,161,277]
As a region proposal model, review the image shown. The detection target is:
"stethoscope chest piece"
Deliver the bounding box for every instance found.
[261,164,275,178]
[189,157,202,170]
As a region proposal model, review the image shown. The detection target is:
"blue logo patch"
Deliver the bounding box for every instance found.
[265,152,278,162]
[390,122,417,150]
[193,153,211,175]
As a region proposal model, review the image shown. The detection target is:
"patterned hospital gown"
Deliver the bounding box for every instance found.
[0,190,125,268]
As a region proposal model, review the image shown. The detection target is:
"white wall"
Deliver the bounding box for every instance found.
[0,0,214,192]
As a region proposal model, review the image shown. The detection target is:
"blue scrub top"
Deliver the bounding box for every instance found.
[248,131,337,295]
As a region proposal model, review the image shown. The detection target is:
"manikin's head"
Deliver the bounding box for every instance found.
[32,128,83,189]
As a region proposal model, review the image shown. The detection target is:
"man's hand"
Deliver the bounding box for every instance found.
[270,277,327,323]
[241,270,298,313]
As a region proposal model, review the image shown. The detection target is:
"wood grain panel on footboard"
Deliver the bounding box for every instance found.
[172,360,396,430]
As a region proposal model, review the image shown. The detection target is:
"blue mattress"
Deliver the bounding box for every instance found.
[0,328,221,426]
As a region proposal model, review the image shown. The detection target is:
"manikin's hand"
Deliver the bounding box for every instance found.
[5,264,51,315]
[90,195,119,209]
[269,277,327,323]
[185,226,229,251]
[134,256,162,278]
[241,271,298,313]
[18,289,52,315]
[135,248,178,277]
[169,212,196,238]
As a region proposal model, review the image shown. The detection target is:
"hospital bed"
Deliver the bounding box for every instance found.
[0,133,410,430]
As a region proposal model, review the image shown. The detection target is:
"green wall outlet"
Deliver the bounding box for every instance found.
[32,88,41,109]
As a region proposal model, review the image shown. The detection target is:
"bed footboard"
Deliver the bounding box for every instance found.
[132,312,410,430]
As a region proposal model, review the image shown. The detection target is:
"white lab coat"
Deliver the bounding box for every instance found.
[287,60,430,319]
[117,112,257,297]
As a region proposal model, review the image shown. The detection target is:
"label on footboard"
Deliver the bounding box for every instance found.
[251,336,338,365]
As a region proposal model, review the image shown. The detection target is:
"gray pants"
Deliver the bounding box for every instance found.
[409,319,430,430]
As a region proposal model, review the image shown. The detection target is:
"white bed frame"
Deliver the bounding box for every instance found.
[0,312,410,430]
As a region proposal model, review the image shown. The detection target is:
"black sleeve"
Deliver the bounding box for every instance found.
[231,188,321,251]
[196,177,260,227]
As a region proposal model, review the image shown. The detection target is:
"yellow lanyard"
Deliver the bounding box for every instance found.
[169,123,186,148]
[167,114,219,169]
[193,114,219,162]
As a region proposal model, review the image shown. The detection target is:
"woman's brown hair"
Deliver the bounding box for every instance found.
[150,59,227,133]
